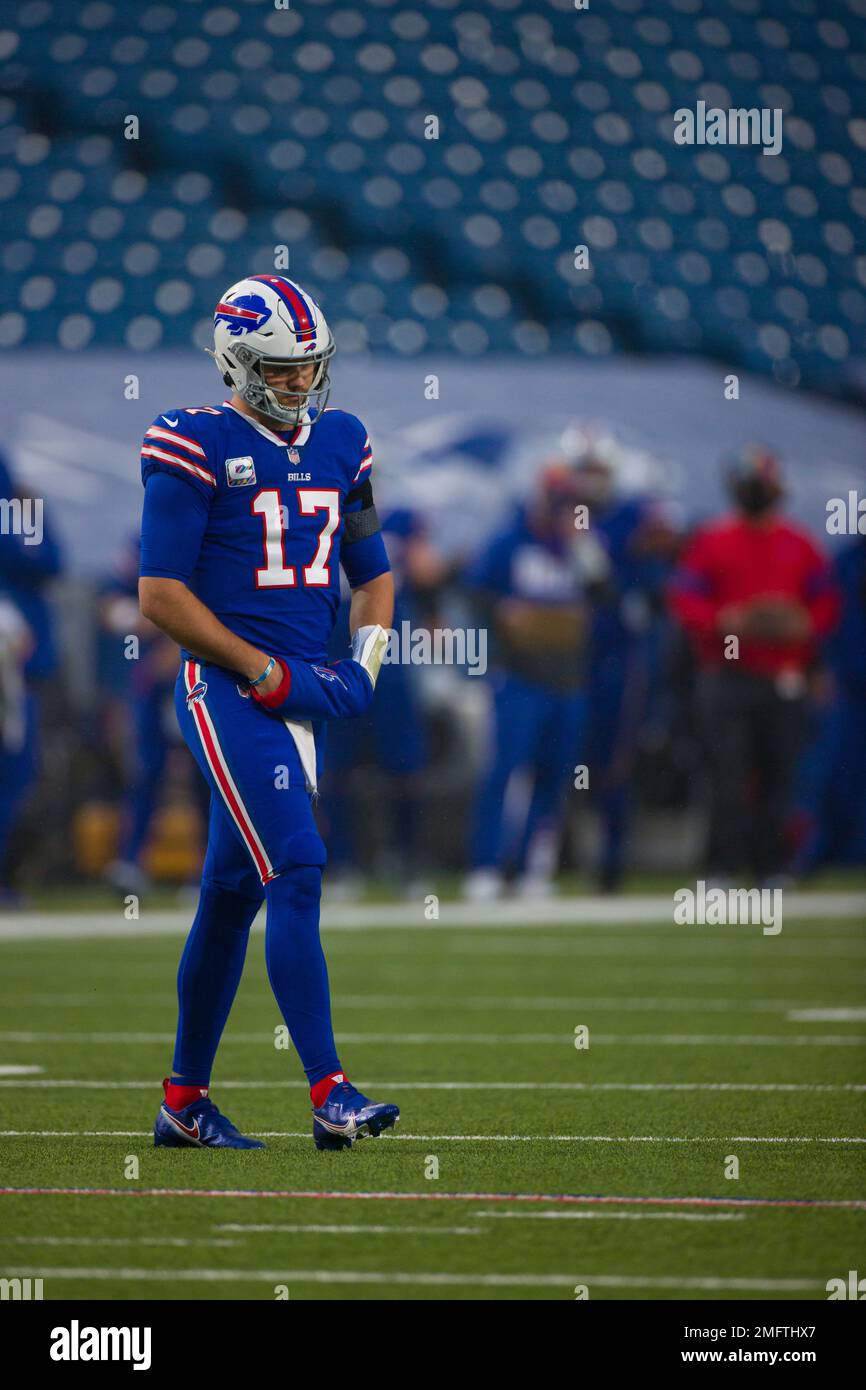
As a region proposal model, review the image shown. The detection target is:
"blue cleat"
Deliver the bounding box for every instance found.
[313,1081,400,1151]
[154,1081,265,1150]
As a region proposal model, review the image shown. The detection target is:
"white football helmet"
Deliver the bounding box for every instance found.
[207,274,335,427]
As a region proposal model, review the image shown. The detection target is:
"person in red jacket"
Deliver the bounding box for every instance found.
[669,446,839,883]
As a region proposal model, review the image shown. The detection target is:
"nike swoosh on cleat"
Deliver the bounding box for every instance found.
[316,1114,357,1136]
[161,1108,201,1142]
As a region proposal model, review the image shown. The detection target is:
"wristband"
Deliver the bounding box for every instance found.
[249,657,275,688]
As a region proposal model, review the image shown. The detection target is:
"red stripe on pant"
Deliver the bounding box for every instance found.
[185,660,274,883]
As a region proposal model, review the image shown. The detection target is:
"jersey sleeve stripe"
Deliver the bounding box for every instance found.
[144,426,208,459]
[351,456,373,484]
[141,445,217,486]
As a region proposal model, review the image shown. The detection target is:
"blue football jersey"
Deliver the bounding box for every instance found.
[139,400,389,664]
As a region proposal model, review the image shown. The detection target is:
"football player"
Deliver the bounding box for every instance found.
[462,461,610,900]
[139,275,399,1149]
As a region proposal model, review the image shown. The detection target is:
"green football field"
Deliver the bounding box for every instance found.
[0,891,864,1301]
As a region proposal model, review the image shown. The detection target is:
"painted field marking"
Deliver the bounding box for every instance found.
[1,1130,863,1145]
[0,1264,828,1291]
[449,940,866,959]
[212,1222,482,1237]
[472,1210,746,1223]
[2,1235,243,1248]
[2,992,856,1014]
[789,1008,866,1022]
[1,1187,863,1212]
[1,1030,863,1047]
[0,889,862,940]
[0,1079,863,1093]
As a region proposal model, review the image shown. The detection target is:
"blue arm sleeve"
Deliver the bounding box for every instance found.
[139,471,210,582]
[279,657,375,719]
[340,530,390,589]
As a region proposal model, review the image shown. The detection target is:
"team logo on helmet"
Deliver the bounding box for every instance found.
[213,293,272,337]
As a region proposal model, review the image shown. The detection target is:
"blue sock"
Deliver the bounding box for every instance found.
[171,882,259,1084]
[264,864,341,1085]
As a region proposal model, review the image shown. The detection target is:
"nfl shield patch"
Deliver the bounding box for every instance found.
[288,447,301,464]
[226,455,256,487]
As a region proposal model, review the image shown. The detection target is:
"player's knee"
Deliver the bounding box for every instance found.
[196,879,264,930]
[266,827,327,882]
[265,863,323,921]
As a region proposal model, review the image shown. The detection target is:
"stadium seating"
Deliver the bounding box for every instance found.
[0,0,864,390]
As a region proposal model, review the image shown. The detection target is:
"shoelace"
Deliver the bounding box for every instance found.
[328,1083,358,1104]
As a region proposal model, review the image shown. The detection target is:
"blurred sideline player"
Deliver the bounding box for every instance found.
[463,461,610,901]
[323,506,446,896]
[100,534,185,894]
[0,592,33,901]
[0,451,63,899]
[564,430,679,891]
[138,274,399,1149]
[791,535,866,872]
[669,447,839,883]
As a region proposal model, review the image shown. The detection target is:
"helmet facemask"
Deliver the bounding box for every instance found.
[220,340,335,428]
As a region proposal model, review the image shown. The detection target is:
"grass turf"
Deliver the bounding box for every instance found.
[0,899,864,1300]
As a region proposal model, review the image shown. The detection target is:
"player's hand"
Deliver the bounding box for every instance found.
[250,653,376,721]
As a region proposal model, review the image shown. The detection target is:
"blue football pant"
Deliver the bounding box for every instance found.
[119,684,170,866]
[171,659,340,1088]
[470,674,586,873]
[586,646,648,883]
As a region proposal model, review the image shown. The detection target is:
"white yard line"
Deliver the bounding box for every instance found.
[473,1210,746,1223]
[212,1223,482,1236]
[3,1264,824,1291]
[3,1187,861,1211]
[449,940,866,958]
[2,1235,243,1248]
[2,1030,864,1046]
[789,1008,866,1022]
[3,993,850,1013]
[0,890,862,940]
[1,1130,863,1144]
[0,1079,862,1093]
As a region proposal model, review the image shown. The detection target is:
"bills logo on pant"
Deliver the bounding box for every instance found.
[213,293,272,336]
[312,665,347,686]
[226,455,256,487]
[186,680,208,707]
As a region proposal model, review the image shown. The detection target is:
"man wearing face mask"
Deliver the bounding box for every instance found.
[668,447,839,884]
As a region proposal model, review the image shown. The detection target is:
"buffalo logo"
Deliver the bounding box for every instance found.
[213,293,272,336]
[186,680,208,707]
[312,666,347,690]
